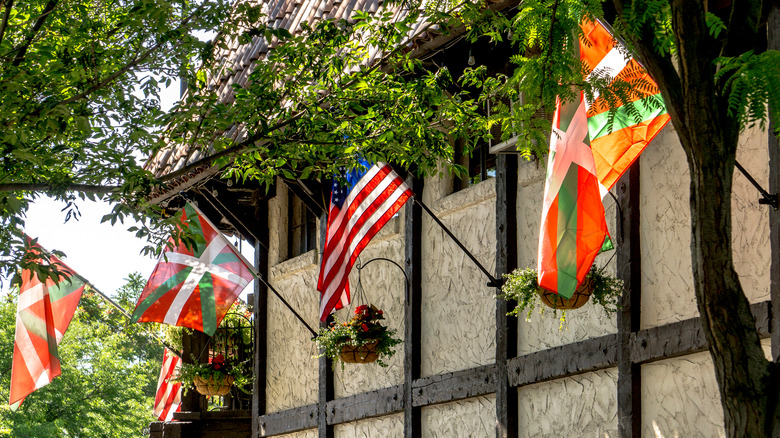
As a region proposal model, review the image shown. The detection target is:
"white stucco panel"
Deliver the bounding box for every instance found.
[333,413,403,438]
[422,179,497,376]
[517,368,618,438]
[421,395,496,437]
[266,254,321,412]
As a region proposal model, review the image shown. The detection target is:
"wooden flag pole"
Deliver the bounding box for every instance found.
[76,277,183,357]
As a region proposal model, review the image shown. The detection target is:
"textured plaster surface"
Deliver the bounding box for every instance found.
[333,413,403,438]
[333,218,405,397]
[274,430,317,438]
[515,159,618,355]
[266,252,320,412]
[517,368,618,438]
[421,178,497,376]
[421,395,496,437]
[641,351,725,438]
[641,340,771,438]
[640,124,770,329]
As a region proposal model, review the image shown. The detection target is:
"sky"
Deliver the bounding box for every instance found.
[4,75,256,301]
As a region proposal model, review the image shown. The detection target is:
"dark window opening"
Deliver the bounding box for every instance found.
[288,189,317,259]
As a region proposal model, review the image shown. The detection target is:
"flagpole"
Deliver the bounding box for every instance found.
[77,278,183,357]
[189,202,319,337]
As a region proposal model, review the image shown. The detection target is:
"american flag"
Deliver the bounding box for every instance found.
[153,348,182,421]
[317,161,413,321]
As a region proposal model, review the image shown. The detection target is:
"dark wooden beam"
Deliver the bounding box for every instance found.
[507,333,619,387]
[494,154,518,438]
[631,301,771,364]
[254,299,772,436]
[252,200,269,437]
[327,385,404,424]
[616,161,641,437]
[768,9,780,362]
[180,330,209,412]
[318,213,334,438]
[404,175,424,438]
[412,364,496,406]
[258,404,318,436]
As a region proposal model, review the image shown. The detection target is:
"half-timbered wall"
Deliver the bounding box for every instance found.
[251,111,775,438]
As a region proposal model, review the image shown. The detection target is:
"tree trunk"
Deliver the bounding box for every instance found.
[610,1,780,436]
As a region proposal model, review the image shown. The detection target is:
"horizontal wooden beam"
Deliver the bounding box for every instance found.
[631,300,770,364]
[258,404,317,436]
[412,364,496,407]
[508,334,619,387]
[327,385,404,424]
[256,300,772,437]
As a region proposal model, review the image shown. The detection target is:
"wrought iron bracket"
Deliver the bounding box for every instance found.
[758,193,779,210]
[412,197,504,289]
[735,160,778,210]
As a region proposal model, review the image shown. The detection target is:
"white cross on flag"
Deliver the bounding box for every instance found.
[131,203,255,335]
[9,240,85,408]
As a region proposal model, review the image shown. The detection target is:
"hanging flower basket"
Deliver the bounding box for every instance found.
[193,374,235,397]
[538,276,594,310]
[173,353,249,397]
[498,267,623,322]
[340,341,380,363]
[314,304,402,368]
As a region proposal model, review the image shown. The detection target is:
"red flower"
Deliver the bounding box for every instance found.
[361,323,369,332]
[212,354,225,364]
[355,305,368,314]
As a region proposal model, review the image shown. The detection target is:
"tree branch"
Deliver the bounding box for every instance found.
[0,183,120,193]
[0,0,14,48]
[56,3,206,107]
[12,0,58,67]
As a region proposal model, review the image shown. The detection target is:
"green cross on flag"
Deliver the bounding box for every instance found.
[131,203,255,335]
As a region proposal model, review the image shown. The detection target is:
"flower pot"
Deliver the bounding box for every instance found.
[193,374,235,397]
[538,276,594,310]
[340,341,379,364]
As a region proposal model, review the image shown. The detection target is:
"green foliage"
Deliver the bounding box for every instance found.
[498,266,623,323]
[314,304,402,368]
[0,273,163,438]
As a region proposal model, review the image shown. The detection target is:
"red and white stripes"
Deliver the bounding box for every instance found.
[318,163,412,321]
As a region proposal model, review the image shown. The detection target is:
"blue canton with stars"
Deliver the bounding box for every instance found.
[331,158,370,209]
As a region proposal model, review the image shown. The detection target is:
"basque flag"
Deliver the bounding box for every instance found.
[317,161,412,321]
[153,348,182,421]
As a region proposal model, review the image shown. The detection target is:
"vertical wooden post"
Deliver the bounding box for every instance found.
[404,175,424,438]
[180,330,209,412]
[318,213,335,438]
[252,201,269,437]
[495,154,518,438]
[616,161,641,437]
[768,9,780,362]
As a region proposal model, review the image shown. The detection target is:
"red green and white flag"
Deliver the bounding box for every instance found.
[9,242,85,408]
[131,203,255,336]
[153,348,182,421]
[538,92,609,299]
[581,19,670,192]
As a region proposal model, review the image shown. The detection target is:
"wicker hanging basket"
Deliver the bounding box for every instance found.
[193,374,235,397]
[340,341,379,364]
[538,275,595,310]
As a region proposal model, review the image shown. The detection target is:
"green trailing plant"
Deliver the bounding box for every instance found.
[498,266,623,323]
[314,304,402,368]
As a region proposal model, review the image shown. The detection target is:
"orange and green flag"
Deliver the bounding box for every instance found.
[538,92,609,298]
[581,19,671,192]
[9,240,85,408]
